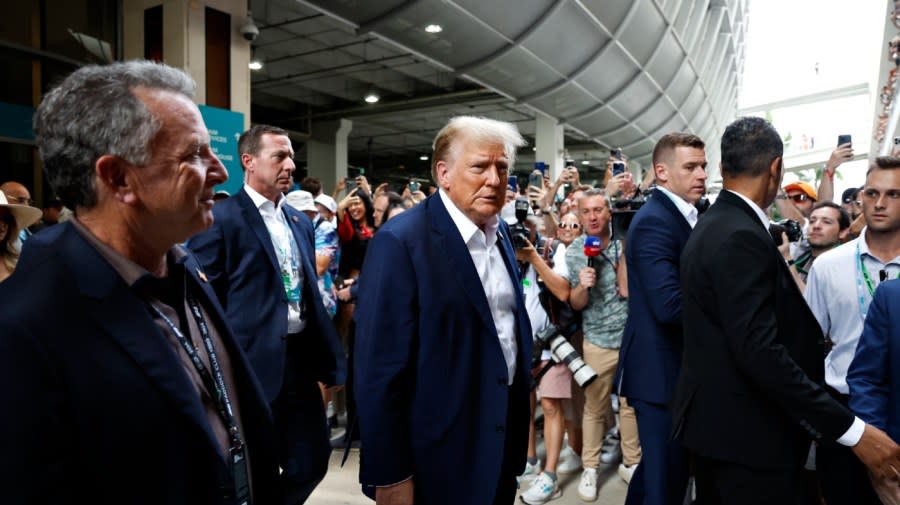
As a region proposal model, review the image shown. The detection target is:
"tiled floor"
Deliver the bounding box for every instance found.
[308,447,629,505]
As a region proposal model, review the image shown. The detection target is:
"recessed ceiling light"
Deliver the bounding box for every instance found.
[248,60,263,71]
[364,92,379,103]
[425,24,443,34]
[419,155,429,161]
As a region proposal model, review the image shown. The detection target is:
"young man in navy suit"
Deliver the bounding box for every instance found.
[353,116,533,505]
[615,133,706,505]
[190,125,346,504]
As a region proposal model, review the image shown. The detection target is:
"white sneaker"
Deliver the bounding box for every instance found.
[618,463,636,484]
[556,445,582,474]
[518,459,542,483]
[520,472,561,504]
[577,468,598,502]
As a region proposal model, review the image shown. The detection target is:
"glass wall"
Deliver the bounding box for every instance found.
[0,0,118,204]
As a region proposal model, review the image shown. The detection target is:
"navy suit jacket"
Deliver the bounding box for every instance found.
[353,193,533,505]
[1,222,281,504]
[616,188,692,405]
[848,279,900,443]
[189,189,346,402]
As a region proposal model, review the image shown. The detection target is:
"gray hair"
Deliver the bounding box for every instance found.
[33,60,196,209]
[576,188,608,210]
[430,116,527,183]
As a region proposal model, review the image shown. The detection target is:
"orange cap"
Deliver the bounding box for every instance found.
[783,181,817,201]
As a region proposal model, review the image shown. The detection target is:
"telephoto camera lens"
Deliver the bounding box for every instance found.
[533,325,598,388]
[548,335,597,388]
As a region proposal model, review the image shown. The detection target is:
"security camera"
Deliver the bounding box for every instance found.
[240,13,259,42]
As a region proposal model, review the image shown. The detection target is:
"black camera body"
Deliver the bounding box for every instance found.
[769,219,803,246]
[510,198,531,250]
[511,223,529,250]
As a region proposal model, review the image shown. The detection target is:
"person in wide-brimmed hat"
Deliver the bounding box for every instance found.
[0,190,41,282]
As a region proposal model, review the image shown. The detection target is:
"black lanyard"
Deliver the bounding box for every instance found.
[147,287,244,451]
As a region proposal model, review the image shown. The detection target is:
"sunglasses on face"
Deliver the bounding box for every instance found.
[558,222,580,229]
[788,193,810,203]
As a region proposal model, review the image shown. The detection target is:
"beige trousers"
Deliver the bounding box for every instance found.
[581,341,619,467]
[619,396,642,466]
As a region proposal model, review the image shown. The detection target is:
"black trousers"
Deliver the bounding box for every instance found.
[693,454,804,505]
[816,387,881,505]
[493,375,527,505]
[274,349,331,505]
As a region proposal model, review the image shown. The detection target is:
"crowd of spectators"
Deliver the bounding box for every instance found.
[5,58,900,505]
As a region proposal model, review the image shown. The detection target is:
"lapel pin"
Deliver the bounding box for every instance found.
[291,215,299,223]
[197,269,208,283]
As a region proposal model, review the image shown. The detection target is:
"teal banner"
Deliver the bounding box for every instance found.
[0,102,36,141]
[199,105,244,197]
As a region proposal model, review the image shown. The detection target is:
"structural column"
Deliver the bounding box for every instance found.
[121,0,251,129]
[534,112,565,182]
[307,119,352,195]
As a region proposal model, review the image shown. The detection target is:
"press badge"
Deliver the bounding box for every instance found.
[231,445,251,505]
[281,271,301,303]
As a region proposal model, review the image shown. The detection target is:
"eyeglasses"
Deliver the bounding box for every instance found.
[5,195,34,206]
[558,223,581,229]
[788,193,810,203]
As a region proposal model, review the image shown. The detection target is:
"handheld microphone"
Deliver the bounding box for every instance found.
[584,236,602,269]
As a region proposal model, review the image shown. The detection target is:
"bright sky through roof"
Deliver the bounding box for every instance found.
[739,0,887,197]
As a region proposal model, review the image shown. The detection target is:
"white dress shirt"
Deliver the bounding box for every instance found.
[656,185,698,228]
[805,230,900,394]
[439,189,518,384]
[245,185,306,334]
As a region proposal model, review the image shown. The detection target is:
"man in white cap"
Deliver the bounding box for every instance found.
[286,190,318,220]
[314,194,338,226]
[0,189,42,281]
[286,189,340,339]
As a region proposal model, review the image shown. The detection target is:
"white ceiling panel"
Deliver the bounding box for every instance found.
[467,46,560,96]
[520,2,608,76]
[607,74,660,119]
[262,0,748,174]
[618,0,668,65]
[529,83,602,119]
[646,32,684,90]
[453,0,556,40]
[574,43,639,101]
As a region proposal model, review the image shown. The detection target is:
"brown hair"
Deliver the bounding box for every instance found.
[867,156,900,175]
[652,132,705,166]
[238,124,289,161]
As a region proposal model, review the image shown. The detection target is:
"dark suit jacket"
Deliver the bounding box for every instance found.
[0,222,281,504]
[617,188,692,405]
[188,188,346,402]
[672,190,854,469]
[848,279,900,443]
[353,193,533,505]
